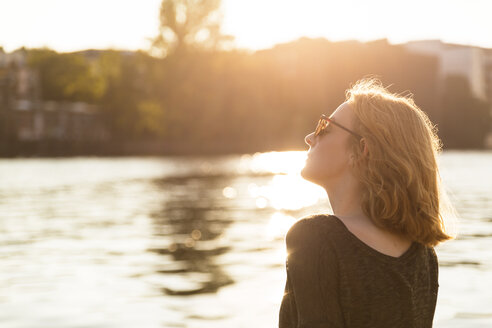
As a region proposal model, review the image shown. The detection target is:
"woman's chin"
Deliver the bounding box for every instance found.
[300,166,313,182]
[301,165,326,187]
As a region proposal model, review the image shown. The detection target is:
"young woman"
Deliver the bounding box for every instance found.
[278,78,456,327]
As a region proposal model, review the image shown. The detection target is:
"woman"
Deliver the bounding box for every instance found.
[278,78,456,327]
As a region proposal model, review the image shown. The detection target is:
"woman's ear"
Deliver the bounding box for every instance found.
[360,138,368,157]
[349,138,368,167]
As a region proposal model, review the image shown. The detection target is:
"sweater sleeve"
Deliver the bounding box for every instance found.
[284,218,345,328]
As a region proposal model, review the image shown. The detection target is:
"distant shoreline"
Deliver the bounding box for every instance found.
[1,139,490,158]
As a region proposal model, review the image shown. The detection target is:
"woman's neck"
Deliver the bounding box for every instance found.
[324,176,370,224]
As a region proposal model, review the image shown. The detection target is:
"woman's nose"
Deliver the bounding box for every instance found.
[305,132,314,146]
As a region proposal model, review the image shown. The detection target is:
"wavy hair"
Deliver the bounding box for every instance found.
[345,78,457,247]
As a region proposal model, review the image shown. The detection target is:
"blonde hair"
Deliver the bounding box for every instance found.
[345,78,457,247]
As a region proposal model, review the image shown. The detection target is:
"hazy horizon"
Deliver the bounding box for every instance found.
[0,0,491,53]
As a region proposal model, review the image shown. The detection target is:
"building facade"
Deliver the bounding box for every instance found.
[404,40,492,148]
[0,48,109,149]
[404,40,492,103]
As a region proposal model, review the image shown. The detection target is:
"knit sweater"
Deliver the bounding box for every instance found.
[278,214,439,328]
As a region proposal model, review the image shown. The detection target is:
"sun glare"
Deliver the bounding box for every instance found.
[265,212,297,241]
[221,0,492,51]
[247,151,328,211]
[222,0,355,51]
[249,151,307,175]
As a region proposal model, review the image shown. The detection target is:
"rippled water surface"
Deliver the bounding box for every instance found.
[0,151,491,327]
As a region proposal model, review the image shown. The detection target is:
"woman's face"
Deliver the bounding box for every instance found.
[301,102,356,188]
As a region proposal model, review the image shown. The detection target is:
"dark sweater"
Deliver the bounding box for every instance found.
[278,214,439,328]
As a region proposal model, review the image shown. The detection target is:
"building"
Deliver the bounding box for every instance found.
[404,40,492,148]
[0,48,109,149]
[403,40,492,103]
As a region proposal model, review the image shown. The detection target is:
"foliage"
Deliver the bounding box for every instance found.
[27,49,104,102]
[151,0,234,58]
[21,37,491,150]
[96,51,166,140]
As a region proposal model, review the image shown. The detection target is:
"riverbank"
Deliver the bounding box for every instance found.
[0,139,291,158]
[1,134,491,158]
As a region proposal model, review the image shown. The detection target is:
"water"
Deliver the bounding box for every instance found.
[0,151,491,327]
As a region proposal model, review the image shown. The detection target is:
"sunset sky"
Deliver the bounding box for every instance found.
[0,0,491,53]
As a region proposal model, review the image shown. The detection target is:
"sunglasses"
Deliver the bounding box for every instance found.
[315,114,363,140]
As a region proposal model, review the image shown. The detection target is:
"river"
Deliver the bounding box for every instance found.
[0,150,491,327]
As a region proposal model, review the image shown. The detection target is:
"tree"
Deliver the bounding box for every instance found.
[97,51,168,140]
[27,49,104,102]
[151,0,234,58]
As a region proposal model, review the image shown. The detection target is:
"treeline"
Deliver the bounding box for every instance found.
[24,37,491,153]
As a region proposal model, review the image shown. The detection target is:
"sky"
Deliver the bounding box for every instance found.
[0,0,491,53]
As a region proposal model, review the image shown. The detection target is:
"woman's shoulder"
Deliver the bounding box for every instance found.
[287,213,340,231]
[285,214,342,266]
[286,214,341,245]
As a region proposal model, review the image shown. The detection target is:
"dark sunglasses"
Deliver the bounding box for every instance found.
[315,114,363,140]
